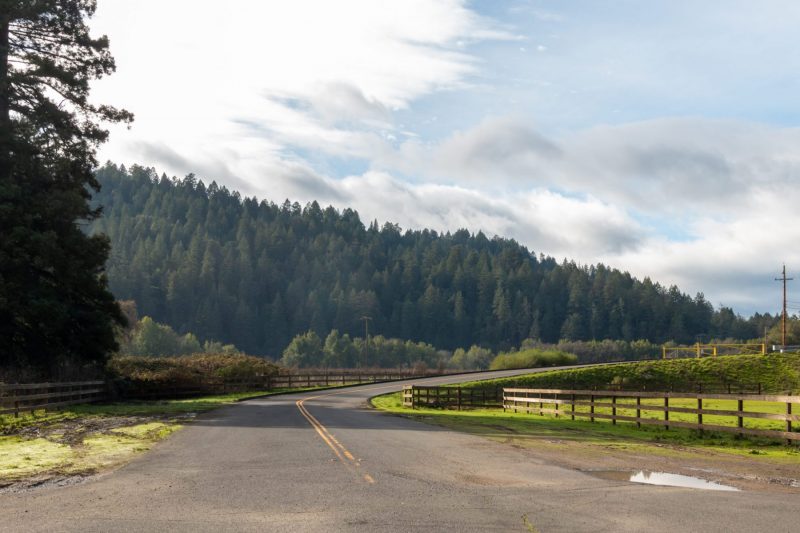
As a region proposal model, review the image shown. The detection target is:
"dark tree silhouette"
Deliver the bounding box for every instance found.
[0,1,132,377]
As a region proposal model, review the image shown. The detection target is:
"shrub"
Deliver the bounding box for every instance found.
[489,349,578,370]
[107,354,281,397]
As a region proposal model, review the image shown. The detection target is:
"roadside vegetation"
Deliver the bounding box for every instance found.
[460,353,800,394]
[107,353,280,397]
[489,348,577,370]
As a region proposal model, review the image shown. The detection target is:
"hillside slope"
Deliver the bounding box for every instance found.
[90,164,768,356]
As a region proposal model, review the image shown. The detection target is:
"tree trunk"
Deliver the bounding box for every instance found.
[0,14,10,181]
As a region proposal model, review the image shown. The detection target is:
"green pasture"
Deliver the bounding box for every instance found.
[372,392,800,460]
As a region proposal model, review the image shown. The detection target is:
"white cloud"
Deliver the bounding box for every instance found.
[90,0,514,196]
[87,1,800,314]
[395,117,800,215]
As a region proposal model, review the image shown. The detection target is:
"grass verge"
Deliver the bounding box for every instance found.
[459,353,800,394]
[371,392,800,461]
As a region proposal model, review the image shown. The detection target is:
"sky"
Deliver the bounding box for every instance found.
[89,0,800,316]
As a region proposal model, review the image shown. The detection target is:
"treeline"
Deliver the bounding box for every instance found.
[280,331,678,371]
[90,163,777,357]
[114,301,241,357]
[281,330,580,371]
[282,330,445,369]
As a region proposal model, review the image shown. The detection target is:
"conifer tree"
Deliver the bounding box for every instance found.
[0,1,132,375]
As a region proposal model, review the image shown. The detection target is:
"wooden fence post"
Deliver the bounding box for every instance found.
[636,396,641,428]
[457,387,462,411]
[590,394,595,422]
[611,396,617,425]
[664,396,669,430]
[571,393,575,421]
[788,399,793,445]
[738,398,744,437]
[697,397,703,434]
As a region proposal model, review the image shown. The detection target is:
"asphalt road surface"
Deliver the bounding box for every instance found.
[2,368,797,532]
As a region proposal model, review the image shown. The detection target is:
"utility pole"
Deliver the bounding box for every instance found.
[775,265,793,348]
[360,316,372,367]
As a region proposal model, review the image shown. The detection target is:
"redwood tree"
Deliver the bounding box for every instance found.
[0,0,132,377]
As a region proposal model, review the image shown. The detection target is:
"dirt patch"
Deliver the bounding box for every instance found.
[16,413,197,447]
[0,473,99,494]
[485,432,800,493]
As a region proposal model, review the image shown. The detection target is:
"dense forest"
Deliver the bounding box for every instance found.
[89,164,776,358]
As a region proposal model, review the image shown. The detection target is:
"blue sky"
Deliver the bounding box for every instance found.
[90,0,800,314]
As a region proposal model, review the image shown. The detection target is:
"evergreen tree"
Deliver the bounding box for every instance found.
[0,1,132,376]
[87,165,771,357]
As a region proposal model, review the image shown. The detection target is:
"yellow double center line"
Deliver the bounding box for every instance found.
[296,385,393,484]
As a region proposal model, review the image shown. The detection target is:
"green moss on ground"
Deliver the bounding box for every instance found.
[0,438,74,478]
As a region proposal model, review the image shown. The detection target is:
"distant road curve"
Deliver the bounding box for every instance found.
[1,365,796,532]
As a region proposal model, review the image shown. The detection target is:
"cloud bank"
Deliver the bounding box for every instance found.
[89,0,800,314]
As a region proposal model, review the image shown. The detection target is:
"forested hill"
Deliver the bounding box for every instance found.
[90,163,767,357]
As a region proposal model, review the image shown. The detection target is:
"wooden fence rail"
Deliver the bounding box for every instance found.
[1,371,442,406]
[121,371,445,399]
[267,371,435,390]
[0,381,106,417]
[503,388,800,444]
[402,385,502,410]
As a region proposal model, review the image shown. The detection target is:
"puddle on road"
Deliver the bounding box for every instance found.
[588,470,740,491]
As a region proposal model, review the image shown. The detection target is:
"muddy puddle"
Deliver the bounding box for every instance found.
[587,470,740,491]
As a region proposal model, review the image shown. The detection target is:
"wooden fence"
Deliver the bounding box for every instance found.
[402,385,502,410]
[119,370,444,399]
[503,388,800,444]
[0,381,106,417]
[269,371,436,390]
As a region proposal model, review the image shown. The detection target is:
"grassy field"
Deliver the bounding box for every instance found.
[372,391,800,460]
[459,353,800,394]
[0,391,278,483]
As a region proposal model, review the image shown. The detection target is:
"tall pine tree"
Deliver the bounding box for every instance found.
[0,1,132,377]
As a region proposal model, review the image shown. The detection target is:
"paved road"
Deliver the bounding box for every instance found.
[1,368,797,532]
